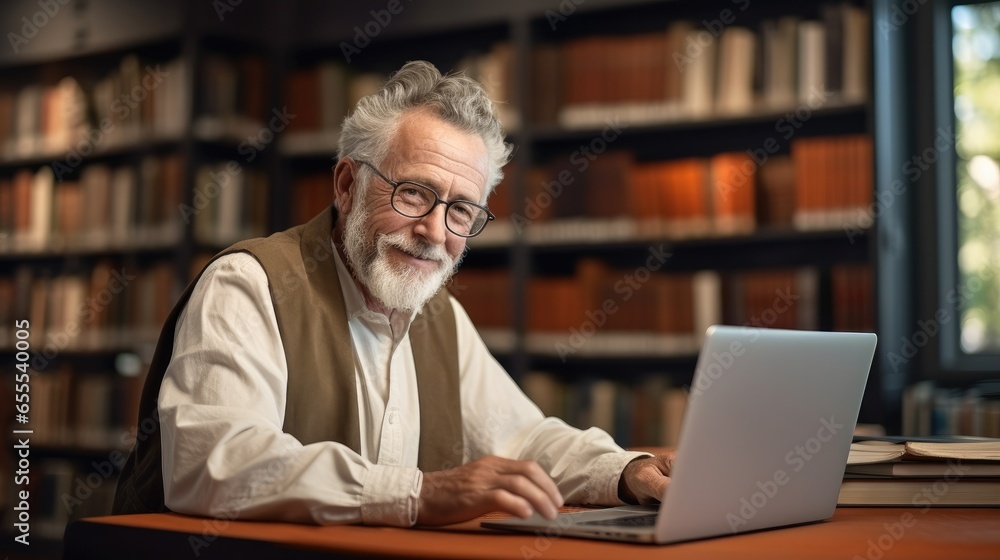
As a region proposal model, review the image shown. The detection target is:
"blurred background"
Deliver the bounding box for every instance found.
[0,0,998,556]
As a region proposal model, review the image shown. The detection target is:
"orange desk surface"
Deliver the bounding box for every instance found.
[64,507,1000,560]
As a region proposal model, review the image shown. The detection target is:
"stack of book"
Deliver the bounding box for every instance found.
[839,437,1000,506]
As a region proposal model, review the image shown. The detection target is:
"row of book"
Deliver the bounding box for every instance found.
[192,53,269,141]
[535,4,870,127]
[0,365,138,537]
[521,371,690,449]
[190,162,271,247]
[281,42,518,155]
[902,381,1000,438]
[452,263,874,352]
[0,262,178,352]
[0,56,189,161]
[510,135,872,242]
[0,157,271,253]
[0,157,184,253]
[3,366,145,451]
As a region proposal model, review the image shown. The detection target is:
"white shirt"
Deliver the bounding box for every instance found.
[158,248,647,526]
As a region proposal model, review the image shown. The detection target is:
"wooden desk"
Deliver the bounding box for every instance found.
[64,508,1000,560]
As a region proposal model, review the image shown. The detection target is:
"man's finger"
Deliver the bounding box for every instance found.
[497,474,559,519]
[500,459,564,508]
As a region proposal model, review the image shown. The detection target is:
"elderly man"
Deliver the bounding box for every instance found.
[113,61,672,526]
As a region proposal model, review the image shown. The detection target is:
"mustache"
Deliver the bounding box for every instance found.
[377,232,451,265]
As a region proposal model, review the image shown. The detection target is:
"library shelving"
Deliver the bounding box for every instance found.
[1,0,955,556]
[273,0,888,452]
[0,1,286,554]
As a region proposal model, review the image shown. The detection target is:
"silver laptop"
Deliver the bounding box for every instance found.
[482,325,877,544]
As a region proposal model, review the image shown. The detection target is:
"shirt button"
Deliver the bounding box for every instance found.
[388,412,396,424]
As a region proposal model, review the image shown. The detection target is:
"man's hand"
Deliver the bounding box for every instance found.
[417,456,564,526]
[617,451,675,505]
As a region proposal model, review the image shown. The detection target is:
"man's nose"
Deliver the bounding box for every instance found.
[413,203,448,245]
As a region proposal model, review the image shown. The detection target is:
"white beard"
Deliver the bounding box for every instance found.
[342,201,461,314]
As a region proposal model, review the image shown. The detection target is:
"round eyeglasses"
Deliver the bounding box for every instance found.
[356,160,495,238]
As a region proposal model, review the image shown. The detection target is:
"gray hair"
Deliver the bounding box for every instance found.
[337,60,512,202]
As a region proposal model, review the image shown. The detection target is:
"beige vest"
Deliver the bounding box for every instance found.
[112,206,464,515]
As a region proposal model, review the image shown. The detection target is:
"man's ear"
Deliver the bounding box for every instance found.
[332,158,357,215]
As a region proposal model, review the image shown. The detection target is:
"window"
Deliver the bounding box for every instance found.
[951,3,1000,355]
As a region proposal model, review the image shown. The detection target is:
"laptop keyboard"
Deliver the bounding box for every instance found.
[579,514,658,527]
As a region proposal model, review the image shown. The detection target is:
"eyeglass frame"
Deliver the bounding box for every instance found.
[353,159,495,238]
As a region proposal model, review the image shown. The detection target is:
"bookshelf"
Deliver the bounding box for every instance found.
[1,0,948,556]
[272,1,893,450]
[0,1,288,554]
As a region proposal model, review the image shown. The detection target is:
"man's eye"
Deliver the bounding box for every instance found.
[401,186,429,202]
[453,205,473,219]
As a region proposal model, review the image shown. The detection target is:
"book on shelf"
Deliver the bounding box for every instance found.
[520,371,690,448]
[281,44,519,154]
[540,3,871,129]
[0,55,189,161]
[449,268,513,331]
[792,134,873,230]
[282,61,349,153]
[760,17,799,109]
[192,162,270,246]
[526,262,717,344]
[456,42,520,133]
[721,268,821,331]
[521,263,863,357]
[530,43,562,126]
[0,156,186,254]
[902,381,1000,438]
[193,52,268,140]
[715,27,757,115]
[522,138,872,244]
[832,263,875,332]
[798,20,827,102]
[0,360,145,452]
[0,261,178,351]
[290,172,335,227]
[709,152,756,234]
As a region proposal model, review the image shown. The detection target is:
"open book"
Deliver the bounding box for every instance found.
[840,437,1000,505]
[845,436,1000,477]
